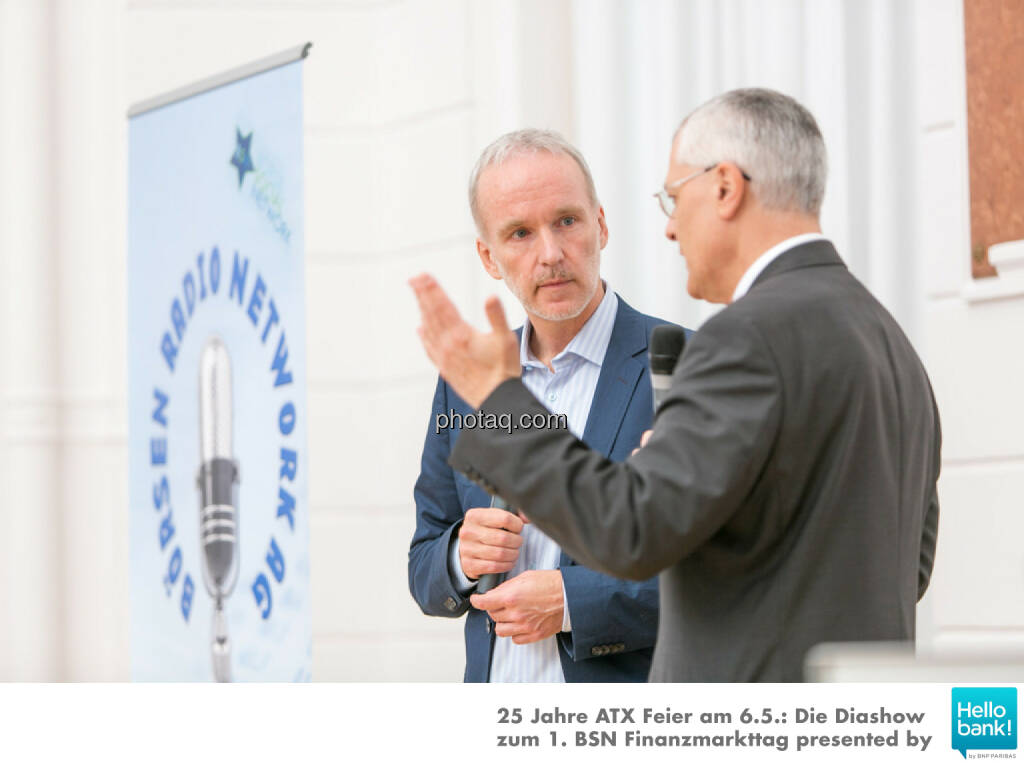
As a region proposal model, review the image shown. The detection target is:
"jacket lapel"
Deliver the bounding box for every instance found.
[561,298,647,570]
[581,298,647,458]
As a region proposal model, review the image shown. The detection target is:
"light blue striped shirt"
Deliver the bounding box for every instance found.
[451,285,619,682]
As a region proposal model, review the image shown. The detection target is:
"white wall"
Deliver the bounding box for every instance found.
[913,0,1024,655]
[569,0,926,338]
[0,0,1019,681]
[1,0,65,681]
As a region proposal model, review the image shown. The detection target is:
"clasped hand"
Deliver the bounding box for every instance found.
[471,570,565,645]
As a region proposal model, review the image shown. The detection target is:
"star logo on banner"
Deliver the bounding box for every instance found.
[230,128,255,188]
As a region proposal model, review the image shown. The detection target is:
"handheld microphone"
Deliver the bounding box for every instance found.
[476,495,517,594]
[649,325,687,412]
[197,335,240,682]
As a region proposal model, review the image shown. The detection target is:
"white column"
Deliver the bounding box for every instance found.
[864,0,919,338]
[0,0,63,680]
[52,0,131,681]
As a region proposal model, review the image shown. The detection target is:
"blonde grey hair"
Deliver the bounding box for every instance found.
[674,88,828,216]
[468,128,599,236]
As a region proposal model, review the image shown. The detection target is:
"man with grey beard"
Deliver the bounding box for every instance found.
[408,129,685,682]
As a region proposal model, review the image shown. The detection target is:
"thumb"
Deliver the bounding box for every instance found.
[471,576,513,609]
[470,589,495,610]
[484,295,510,334]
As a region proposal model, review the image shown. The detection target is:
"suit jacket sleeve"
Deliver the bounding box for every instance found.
[559,565,659,659]
[918,394,942,600]
[408,376,472,617]
[449,312,783,581]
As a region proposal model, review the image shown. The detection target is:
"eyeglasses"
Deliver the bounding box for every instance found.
[654,163,752,217]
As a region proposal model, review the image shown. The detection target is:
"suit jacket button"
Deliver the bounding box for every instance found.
[444,597,457,611]
[486,620,491,633]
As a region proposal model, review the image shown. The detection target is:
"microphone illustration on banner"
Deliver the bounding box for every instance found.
[197,335,240,682]
[649,325,687,412]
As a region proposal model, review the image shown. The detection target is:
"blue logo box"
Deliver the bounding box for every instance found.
[952,687,1017,758]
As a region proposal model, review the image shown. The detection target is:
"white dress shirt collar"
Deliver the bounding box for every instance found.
[731,233,829,303]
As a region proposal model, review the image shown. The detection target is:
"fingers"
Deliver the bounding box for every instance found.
[416,326,443,370]
[459,541,518,579]
[476,610,538,643]
[494,621,519,637]
[460,515,524,551]
[462,542,519,564]
[469,590,500,611]
[410,274,471,369]
[462,539,519,563]
[495,622,539,642]
[511,633,543,645]
[464,507,524,535]
[469,529,522,552]
[459,508,524,579]
[470,575,515,611]
[471,590,545,643]
[409,274,464,337]
[474,602,540,644]
[484,294,510,334]
[410,275,520,408]
[468,561,516,580]
[633,428,654,456]
[471,572,562,644]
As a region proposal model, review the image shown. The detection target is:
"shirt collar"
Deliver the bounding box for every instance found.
[731,233,829,302]
[520,283,619,370]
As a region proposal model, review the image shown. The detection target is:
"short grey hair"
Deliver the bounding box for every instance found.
[468,128,599,236]
[674,88,828,216]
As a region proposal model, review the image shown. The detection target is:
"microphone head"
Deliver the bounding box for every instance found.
[649,324,687,376]
[199,335,233,462]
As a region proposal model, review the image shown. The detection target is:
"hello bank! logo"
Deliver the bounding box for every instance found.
[952,687,1017,758]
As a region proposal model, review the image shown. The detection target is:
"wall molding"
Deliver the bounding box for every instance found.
[1,392,127,443]
[963,239,1024,303]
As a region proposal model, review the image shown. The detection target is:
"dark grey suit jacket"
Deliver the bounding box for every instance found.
[448,240,941,682]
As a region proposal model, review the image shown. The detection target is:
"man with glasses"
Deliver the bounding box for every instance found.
[409,89,941,682]
[409,129,682,682]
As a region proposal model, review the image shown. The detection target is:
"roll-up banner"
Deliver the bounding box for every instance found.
[127,44,312,681]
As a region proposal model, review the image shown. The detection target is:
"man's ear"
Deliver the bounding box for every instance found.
[715,163,747,221]
[476,238,503,280]
[597,206,609,249]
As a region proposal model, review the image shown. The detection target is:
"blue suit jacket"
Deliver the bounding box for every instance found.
[409,296,686,682]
